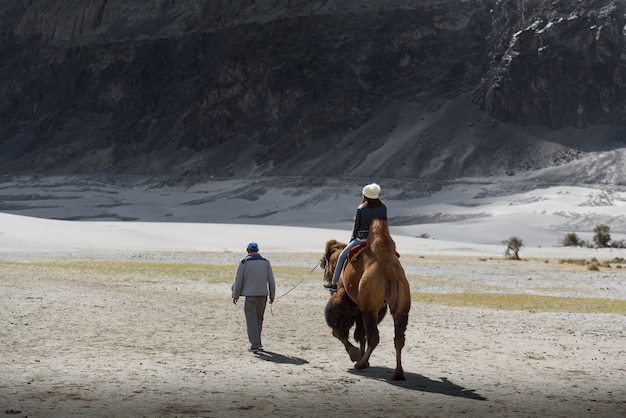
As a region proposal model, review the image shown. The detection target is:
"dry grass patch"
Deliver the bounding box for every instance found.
[0,261,310,284]
[413,292,626,315]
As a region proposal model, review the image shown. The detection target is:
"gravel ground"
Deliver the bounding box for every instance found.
[1,250,625,417]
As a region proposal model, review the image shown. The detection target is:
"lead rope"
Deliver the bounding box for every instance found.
[270,263,319,316]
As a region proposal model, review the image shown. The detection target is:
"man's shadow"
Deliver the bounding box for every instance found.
[348,367,487,401]
[254,350,309,365]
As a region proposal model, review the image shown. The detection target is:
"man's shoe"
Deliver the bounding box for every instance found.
[323,283,337,291]
[248,347,259,353]
[258,345,264,351]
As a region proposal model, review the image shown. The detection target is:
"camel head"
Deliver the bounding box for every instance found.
[320,239,346,284]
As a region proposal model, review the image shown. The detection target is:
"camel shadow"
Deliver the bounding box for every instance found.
[348,367,487,401]
[254,350,309,365]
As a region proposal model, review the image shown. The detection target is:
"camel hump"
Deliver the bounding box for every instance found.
[370,218,388,231]
[368,219,397,256]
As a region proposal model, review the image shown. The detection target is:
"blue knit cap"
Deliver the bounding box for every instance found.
[247,242,259,251]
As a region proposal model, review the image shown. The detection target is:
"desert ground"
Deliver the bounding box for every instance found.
[2,246,625,418]
[1,177,626,417]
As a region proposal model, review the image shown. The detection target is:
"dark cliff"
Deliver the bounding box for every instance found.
[479,0,626,129]
[0,0,624,180]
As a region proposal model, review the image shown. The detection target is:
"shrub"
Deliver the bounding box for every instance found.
[503,236,524,260]
[562,232,581,247]
[611,239,626,248]
[593,224,611,248]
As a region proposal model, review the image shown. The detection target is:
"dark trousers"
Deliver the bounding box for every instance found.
[244,296,267,349]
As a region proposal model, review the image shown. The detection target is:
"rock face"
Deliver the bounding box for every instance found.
[477,0,626,129]
[0,0,624,180]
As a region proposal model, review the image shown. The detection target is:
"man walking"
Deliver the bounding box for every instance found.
[232,242,276,353]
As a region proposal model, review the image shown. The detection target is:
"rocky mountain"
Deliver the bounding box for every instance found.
[0,0,624,183]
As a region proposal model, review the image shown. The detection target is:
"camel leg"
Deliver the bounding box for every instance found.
[325,293,361,362]
[331,328,361,362]
[353,312,367,359]
[391,311,409,380]
[354,311,379,370]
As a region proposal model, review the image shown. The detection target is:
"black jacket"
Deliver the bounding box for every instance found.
[351,200,387,240]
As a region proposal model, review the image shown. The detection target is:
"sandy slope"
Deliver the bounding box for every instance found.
[1,250,625,417]
[3,175,626,248]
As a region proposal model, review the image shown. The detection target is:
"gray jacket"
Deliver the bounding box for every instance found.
[231,253,276,300]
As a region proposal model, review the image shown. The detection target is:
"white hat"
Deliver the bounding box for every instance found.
[362,183,381,199]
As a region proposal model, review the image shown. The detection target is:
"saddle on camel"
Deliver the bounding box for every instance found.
[320,219,411,380]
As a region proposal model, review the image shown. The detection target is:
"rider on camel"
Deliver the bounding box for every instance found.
[324,183,387,291]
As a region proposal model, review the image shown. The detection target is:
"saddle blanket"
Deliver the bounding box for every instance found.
[347,242,400,262]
